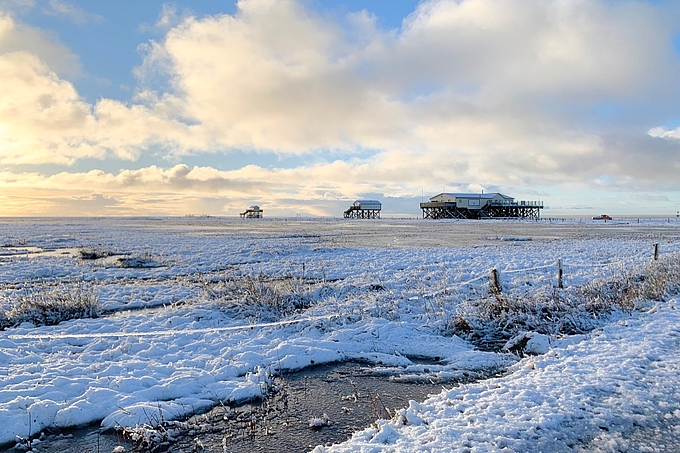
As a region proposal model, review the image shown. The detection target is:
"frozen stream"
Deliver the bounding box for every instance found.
[171,361,489,452]
[6,361,479,453]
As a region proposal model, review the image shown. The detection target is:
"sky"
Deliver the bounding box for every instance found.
[1,0,680,217]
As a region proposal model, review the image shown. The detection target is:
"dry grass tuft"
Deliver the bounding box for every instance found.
[200,271,321,321]
[448,253,680,350]
[2,283,99,328]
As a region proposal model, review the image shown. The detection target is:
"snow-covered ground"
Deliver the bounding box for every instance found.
[1,217,679,451]
[318,302,680,453]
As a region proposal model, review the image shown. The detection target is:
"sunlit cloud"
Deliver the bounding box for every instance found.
[1,0,680,216]
[0,11,79,74]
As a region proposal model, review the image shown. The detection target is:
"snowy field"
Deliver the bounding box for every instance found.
[1,217,680,451]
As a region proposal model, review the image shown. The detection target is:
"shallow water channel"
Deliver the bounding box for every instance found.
[170,361,454,452]
[10,361,466,453]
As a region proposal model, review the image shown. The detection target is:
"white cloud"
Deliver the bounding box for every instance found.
[0,11,79,74]
[393,0,673,100]
[0,51,97,164]
[131,0,679,172]
[2,0,680,216]
[2,156,679,217]
[152,0,383,152]
[154,3,180,30]
[0,51,200,165]
[42,0,103,25]
[0,0,35,14]
[0,12,211,165]
[649,126,680,140]
[139,3,191,33]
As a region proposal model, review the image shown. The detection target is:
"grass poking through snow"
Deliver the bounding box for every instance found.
[0,282,100,329]
[448,253,680,350]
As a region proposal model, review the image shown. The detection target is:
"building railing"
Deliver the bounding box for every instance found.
[487,200,543,208]
[421,200,544,209]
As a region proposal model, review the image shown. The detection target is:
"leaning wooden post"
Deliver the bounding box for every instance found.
[557,259,563,289]
[654,243,659,261]
[491,268,501,294]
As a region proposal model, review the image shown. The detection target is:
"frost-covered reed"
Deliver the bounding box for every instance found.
[448,253,680,349]
[0,282,99,329]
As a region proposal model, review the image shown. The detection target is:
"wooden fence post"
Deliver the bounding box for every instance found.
[491,268,501,294]
[557,259,563,289]
[654,243,659,261]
